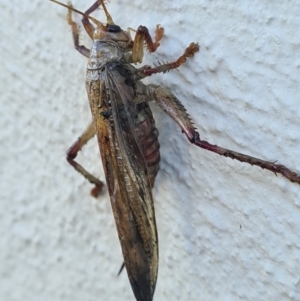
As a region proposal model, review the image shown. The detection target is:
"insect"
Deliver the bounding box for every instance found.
[49,1,300,300]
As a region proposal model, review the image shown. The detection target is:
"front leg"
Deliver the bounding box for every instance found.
[131,25,164,63]
[147,84,300,185]
[66,2,90,58]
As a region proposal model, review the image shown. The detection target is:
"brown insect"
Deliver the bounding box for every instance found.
[49,1,300,300]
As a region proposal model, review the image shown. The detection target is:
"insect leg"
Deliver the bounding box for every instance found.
[137,42,199,77]
[66,3,90,58]
[81,1,104,39]
[132,25,164,63]
[147,84,300,185]
[81,0,115,38]
[67,121,104,197]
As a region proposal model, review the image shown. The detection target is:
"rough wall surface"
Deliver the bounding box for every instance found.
[1,1,300,301]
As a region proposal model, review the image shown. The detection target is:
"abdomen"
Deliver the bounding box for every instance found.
[135,102,160,187]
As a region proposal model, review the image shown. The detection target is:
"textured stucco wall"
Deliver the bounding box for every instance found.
[1,1,300,301]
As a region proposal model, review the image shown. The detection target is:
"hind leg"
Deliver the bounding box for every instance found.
[146,84,300,185]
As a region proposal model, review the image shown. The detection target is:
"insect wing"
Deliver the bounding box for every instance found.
[100,63,158,301]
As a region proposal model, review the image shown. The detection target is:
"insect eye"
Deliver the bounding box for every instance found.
[107,24,121,33]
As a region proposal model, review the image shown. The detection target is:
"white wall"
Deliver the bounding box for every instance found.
[1,1,300,301]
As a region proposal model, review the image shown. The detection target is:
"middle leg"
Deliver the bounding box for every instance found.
[136,42,199,77]
[67,121,104,197]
